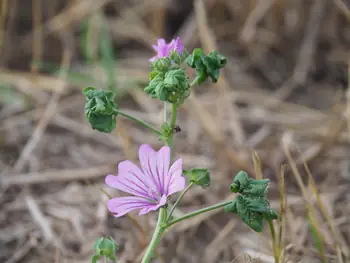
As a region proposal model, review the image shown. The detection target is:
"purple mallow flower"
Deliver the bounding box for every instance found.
[105,144,185,217]
[149,37,184,62]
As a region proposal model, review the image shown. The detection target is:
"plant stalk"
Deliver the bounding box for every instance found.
[141,207,167,263]
[166,200,231,229]
[114,109,162,136]
[167,182,194,221]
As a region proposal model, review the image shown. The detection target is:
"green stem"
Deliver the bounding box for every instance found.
[190,76,200,87]
[165,200,231,229]
[268,220,279,263]
[114,109,162,136]
[164,102,167,123]
[141,104,178,262]
[141,207,167,263]
[166,103,178,148]
[166,182,194,221]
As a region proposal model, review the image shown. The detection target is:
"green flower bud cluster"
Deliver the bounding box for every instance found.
[224,171,278,232]
[187,49,227,84]
[83,87,119,133]
[92,237,119,263]
[145,56,190,106]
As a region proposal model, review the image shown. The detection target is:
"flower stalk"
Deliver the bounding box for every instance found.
[141,207,167,263]
[167,182,194,221]
[166,103,178,148]
[166,200,232,229]
[114,109,162,136]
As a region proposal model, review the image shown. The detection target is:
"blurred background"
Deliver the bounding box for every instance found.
[0,0,350,262]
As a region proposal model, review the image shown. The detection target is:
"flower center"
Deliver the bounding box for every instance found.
[147,187,160,201]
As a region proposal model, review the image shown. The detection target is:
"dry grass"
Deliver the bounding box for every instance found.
[0,0,350,262]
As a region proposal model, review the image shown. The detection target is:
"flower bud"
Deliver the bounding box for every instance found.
[183,168,211,188]
[170,49,189,65]
[152,57,171,72]
[92,237,119,263]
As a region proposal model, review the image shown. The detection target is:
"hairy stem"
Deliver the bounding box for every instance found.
[166,200,232,229]
[114,109,162,136]
[167,182,194,221]
[164,102,167,123]
[190,76,200,87]
[166,103,178,148]
[141,208,167,263]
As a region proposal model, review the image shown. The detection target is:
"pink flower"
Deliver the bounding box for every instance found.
[149,37,184,62]
[105,144,185,217]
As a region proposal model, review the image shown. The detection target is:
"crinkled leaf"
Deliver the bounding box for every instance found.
[87,113,116,133]
[242,179,270,197]
[224,200,237,213]
[225,172,278,232]
[164,69,187,87]
[144,76,164,98]
[83,87,118,133]
[229,171,251,193]
[229,171,269,197]
[225,196,264,232]
[187,48,205,68]
[155,83,171,102]
[187,48,227,84]
[149,70,160,81]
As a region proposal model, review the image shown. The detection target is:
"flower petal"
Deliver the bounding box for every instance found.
[139,144,162,195]
[156,146,170,195]
[152,44,159,52]
[107,196,153,217]
[149,55,158,62]
[167,39,176,54]
[157,38,166,47]
[106,160,154,200]
[166,158,185,195]
[173,37,184,53]
[138,195,167,215]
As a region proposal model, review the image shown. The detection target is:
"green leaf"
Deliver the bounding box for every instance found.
[83,87,118,133]
[224,200,237,213]
[183,168,211,188]
[229,171,270,197]
[91,254,99,263]
[155,82,171,102]
[226,172,278,232]
[164,69,187,87]
[144,76,164,98]
[229,171,250,193]
[187,48,205,68]
[227,195,264,232]
[187,48,227,85]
